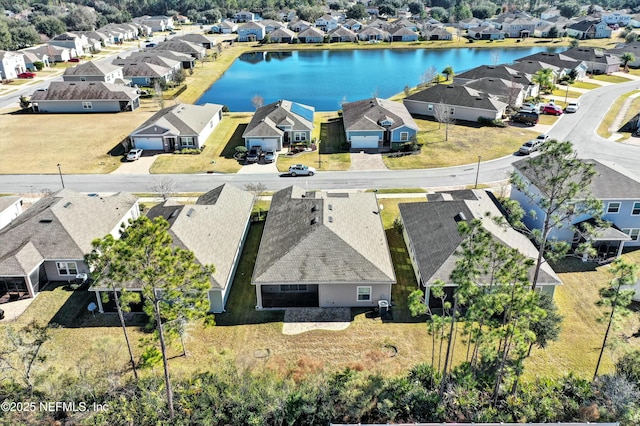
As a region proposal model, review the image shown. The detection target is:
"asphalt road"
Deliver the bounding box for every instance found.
[2,78,639,195]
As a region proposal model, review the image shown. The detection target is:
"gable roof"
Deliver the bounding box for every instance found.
[561,47,621,65]
[513,158,640,200]
[146,185,253,290]
[399,190,561,287]
[121,61,172,78]
[462,77,524,98]
[131,103,222,137]
[405,84,508,112]
[455,65,533,84]
[172,33,216,46]
[243,99,314,138]
[31,81,139,102]
[0,191,137,276]
[63,60,121,77]
[343,97,418,132]
[514,51,584,70]
[150,40,205,56]
[298,27,325,38]
[252,186,395,285]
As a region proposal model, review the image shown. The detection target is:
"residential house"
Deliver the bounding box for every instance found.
[399,190,562,308]
[297,27,325,43]
[128,50,196,69]
[134,15,174,32]
[22,45,71,63]
[252,186,396,309]
[269,27,296,43]
[342,97,418,151]
[243,99,314,151]
[368,18,392,31]
[601,10,632,26]
[21,50,49,71]
[541,7,561,20]
[238,21,266,42]
[511,158,640,256]
[0,190,139,305]
[150,40,206,59]
[454,65,534,90]
[629,14,640,28]
[120,62,173,87]
[174,15,191,25]
[113,55,181,76]
[566,19,612,39]
[48,32,87,56]
[0,50,26,80]
[393,18,418,32]
[261,19,286,34]
[31,81,140,113]
[98,25,126,43]
[403,84,508,122]
[211,20,238,34]
[0,197,22,230]
[607,41,640,67]
[500,17,543,38]
[62,60,127,85]
[129,103,223,151]
[458,17,484,29]
[316,14,340,32]
[357,26,390,42]
[172,33,216,49]
[533,23,564,38]
[389,26,419,42]
[514,51,588,80]
[423,26,452,41]
[328,26,357,43]
[561,47,621,74]
[343,19,363,32]
[289,19,312,32]
[139,185,253,313]
[508,60,562,84]
[233,10,256,23]
[77,30,114,47]
[467,25,506,40]
[462,77,525,108]
[366,6,380,16]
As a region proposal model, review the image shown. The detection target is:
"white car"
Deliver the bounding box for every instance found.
[126,149,143,161]
[565,102,579,113]
[289,164,316,176]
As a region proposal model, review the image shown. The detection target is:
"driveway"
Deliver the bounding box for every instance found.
[111,155,157,174]
[349,151,388,171]
[237,160,279,174]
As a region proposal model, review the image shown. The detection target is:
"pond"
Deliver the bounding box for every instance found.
[197,46,562,112]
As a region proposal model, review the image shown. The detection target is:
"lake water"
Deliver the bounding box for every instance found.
[197,47,561,111]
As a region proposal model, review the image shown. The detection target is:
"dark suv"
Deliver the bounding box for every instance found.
[246,146,262,163]
[511,111,539,126]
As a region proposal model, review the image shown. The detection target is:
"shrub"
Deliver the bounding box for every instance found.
[478,116,507,127]
[175,148,202,155]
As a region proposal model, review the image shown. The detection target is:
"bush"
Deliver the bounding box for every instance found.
[478,117,507,127]
[174,148,202,155]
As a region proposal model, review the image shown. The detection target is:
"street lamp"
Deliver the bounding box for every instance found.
[57,163,65,189]
[564,82,570,104]
[316,139,322,169]
[474,156,481,189]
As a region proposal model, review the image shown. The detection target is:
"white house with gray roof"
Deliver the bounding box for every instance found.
[0,190,139,305]
[31,81,140,113]
[243,99,314,152]
[252,186,396,309]
[129,103,223,151]
[342,97,418,151]
[97,184,253,313]
[0,50,26,80]
[120,61,173,87]
[62,60,127,85]
[149,40,206,59]
[0,197,22,231]
[399,190,562,308]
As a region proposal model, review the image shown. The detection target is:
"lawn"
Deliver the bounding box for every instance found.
[382,117,538,169]
[590,74,633,83]
[150,113,251,174]
[572,81,601,90]
[0,105,156,174]
[549,88,583,99]
[596,90,640,139]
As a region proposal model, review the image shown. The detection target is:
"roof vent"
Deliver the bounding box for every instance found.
[63,202,72,208]
[454,212,467,222]
[39,218,53,223]
[328,204,333,210]
[311,205,318,212]
[186,208,195,217]
[169,209,179,219]
[328,216,333,223]
[310,216,318,225]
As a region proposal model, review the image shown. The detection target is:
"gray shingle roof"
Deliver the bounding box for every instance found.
[30,81,138,102]
[130,103,222,137]
[342,97,418,132]
[297,27,324,38]
[561,47,621,65]
[462,77,524,98]
[514,158,640,200]
[399,190,561,287]
[147,185,253,290]
[121,61,172,78]
[405,84,508,111]
[0,191,137,276]
[63,60,121,77]
[515,51,583,69]
[455,65,533,84]
[252,186,396,285]
[150,40,205,56]
[243,99,314,138]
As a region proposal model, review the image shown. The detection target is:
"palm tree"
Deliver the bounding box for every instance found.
[442,65,454,82]
[621,52,635,72]
[533,68,554,95]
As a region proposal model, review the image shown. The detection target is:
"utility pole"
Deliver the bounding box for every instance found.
[474,156,481,189]
[57,163,65,189]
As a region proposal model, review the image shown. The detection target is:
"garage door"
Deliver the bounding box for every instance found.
[133,137,164,150]
[351,136,379,149]
[247,138,279,151]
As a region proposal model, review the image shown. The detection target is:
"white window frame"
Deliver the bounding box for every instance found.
[294,132,307,142]
[357,286,372,302]
[182,137,195,147]
[623,228,640,241]
[56,261,78,276]
[607,201,621,214]
[632,202,640,216]
[82,102,92,110]
[400,132,409,141]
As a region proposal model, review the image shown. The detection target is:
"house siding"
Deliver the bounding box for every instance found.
[404,99,502,121]
[390,125,416,142]
[43,259,90,282]
[34,99,135,113]
[0,199,22,230]
[318,283,393,308]
[600,199,640,246]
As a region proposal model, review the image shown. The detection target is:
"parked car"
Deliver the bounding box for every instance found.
[536,134,550,143]
[126,149,143,161]
[264,150,276,163]
[518,139,542,155]
[68,58,81,62]
[169,31,177,35]
[17,72,36,78]
[519,102,542,113]
[289,164,316,176]
[565,101,580,113]
[145,43,157,48]
[511,111,539,126]
[246,146,262,163]
[542,105,563,116]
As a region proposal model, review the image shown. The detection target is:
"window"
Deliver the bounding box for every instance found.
[632,202,640,215]
[357,286,371,301]
[294,132,307,142]
[449,107,455,115]
[607,202,621,214]
[182,137,195,147]
[623,229,640,241]
[400,132,409,141]
[56,262,78,276]
[427,104,433,111]
[82,102,92,110]
[280,284,308,292]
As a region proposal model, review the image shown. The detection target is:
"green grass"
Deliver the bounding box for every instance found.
[590,74,633,83]
[365,188,427,193]
[549,88,583,99]
[597,90,640,139]
[572,81,601,90]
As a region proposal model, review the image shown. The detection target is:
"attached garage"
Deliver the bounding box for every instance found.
[350,135,379,150]
[247,138,280,151]
[131,137,164,150]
